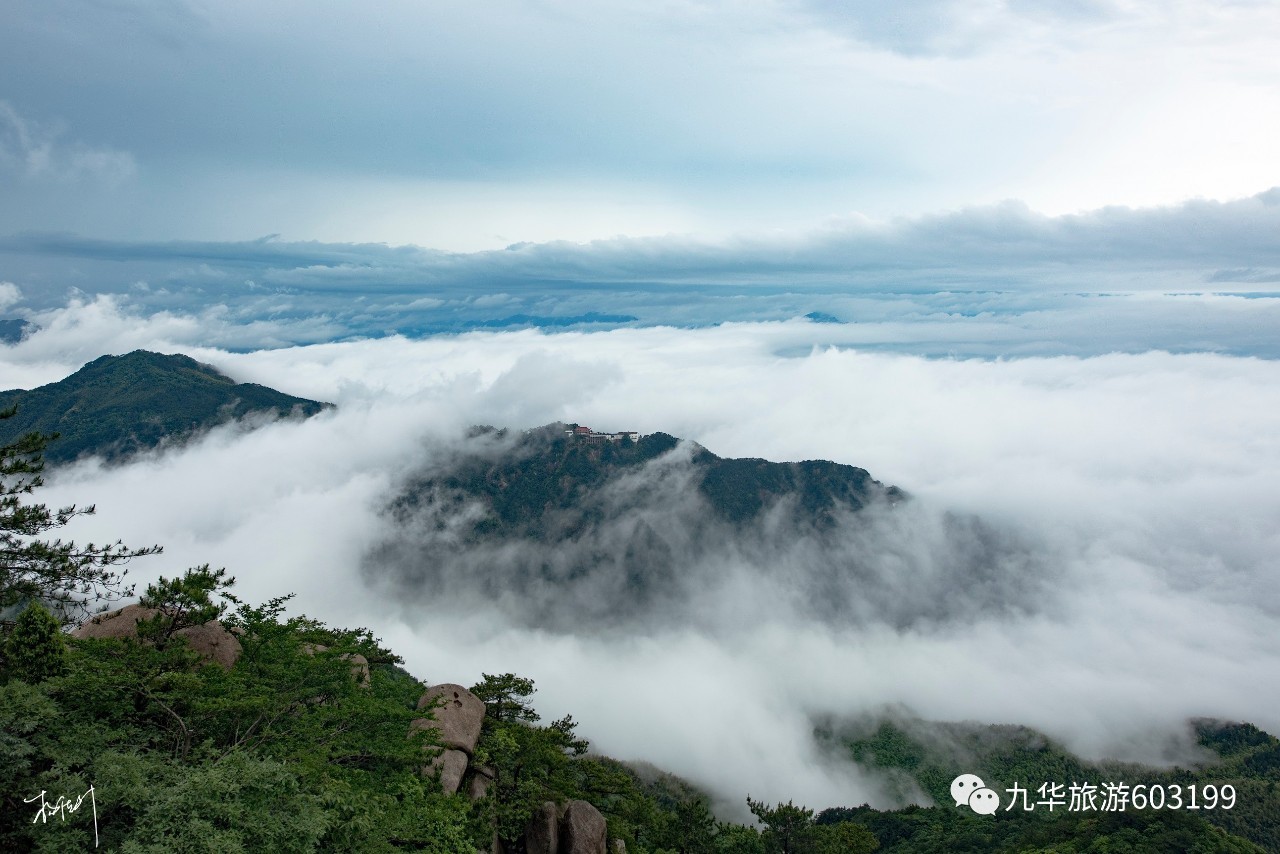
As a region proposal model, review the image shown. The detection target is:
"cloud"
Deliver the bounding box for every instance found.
[792,0,1126,57]
[0,281,20,311]
[4,193,1280,357]
[4,1,1279,242]
[9,190,1280,290]
[0,101,136,186]
[4,318,1278,814]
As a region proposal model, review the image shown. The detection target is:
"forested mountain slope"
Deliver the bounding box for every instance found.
[0,350,329,464]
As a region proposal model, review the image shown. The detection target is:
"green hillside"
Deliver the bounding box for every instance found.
[395,423,905,539]
[0,350,330,464]
[2,573,1272,852]
[813,716,1280,853]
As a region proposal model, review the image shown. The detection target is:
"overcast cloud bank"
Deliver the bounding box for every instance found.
[5,1,1280,245]
[3,191,1280,359]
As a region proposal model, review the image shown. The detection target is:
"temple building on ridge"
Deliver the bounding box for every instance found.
[566,424,641,444]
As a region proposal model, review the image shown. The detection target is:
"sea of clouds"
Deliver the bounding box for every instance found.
[2,297,1278,818]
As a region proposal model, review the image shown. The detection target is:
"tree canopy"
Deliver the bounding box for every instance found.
[0,412,159,626]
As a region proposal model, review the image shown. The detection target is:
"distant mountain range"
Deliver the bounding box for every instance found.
[0,350,329,464]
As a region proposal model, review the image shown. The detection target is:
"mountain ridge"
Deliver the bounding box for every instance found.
[0,350,330,464]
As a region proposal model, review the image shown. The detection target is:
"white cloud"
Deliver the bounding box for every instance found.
[0,281,21,311]
[4,315,1277,812]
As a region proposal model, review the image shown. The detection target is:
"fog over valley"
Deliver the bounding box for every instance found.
[3,303,1277,816]
[5,2,1280,848]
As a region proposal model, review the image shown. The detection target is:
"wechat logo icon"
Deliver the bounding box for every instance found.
[952,773,999,815]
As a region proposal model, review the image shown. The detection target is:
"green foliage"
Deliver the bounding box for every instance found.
[560,755,722,854]
[729,798,882,854]
[1196,721,1278,761]
[0,678,58,809]
[749,797,816,854]
[3,600,66,682]
[0,581,474,852]
[829,715,1279,853]
[136,564,233,647]
[3,584,1270,854]
[809,821,880,854]
[394,423,901,544]
[714,823,766,854]
[470,673,589,846]
[98,749,327,854]
[0,414,160,626]
[473,671,540,723]
[0,351,329,465]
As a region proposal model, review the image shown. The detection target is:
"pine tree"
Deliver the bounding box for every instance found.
[4,599,66,682]
[0,409,160,626]
[137,564,234,647]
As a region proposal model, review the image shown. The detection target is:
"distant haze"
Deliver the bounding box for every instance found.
[3,304,1277,817]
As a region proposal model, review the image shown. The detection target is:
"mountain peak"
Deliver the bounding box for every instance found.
[0,350,330,464]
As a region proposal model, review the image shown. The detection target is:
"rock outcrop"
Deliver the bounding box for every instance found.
[301,643,370,687]
[468,764,496,801]
[416,684,486,753]
[403,682,614,853]
[560,800,607,854]
[411,683,486,794]
[433,748,471,796]
[524,801,560,854]
[73,603,242,669]
[522,800,608,854]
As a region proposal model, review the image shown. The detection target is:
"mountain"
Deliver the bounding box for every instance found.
[0,318,32,343]
[0,350,330,464]
[393,423,905,537]
[816,715,1280,853]
[365,423,1050,633]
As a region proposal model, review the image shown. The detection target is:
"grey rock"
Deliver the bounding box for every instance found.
[73,603,242,669]
[561,800,607,854]
[523,801,559,854]
[72,603,158,641]
[467,765,495,800]
[342,652,370,687]
[415,683,486,754]
[423,747,470,795]
[301,643,370,686]
[172,619,243,670]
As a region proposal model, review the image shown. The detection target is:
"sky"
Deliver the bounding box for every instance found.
[3,1,1280,353]
[2,0,1280,821]
[3,0,1280,251]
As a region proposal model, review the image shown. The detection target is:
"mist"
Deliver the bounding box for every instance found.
[2,305,1278,817]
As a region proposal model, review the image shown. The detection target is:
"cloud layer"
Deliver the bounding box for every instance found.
[2,311,1277,814]
[4,191,1280,359]
[3,1,1279,245]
